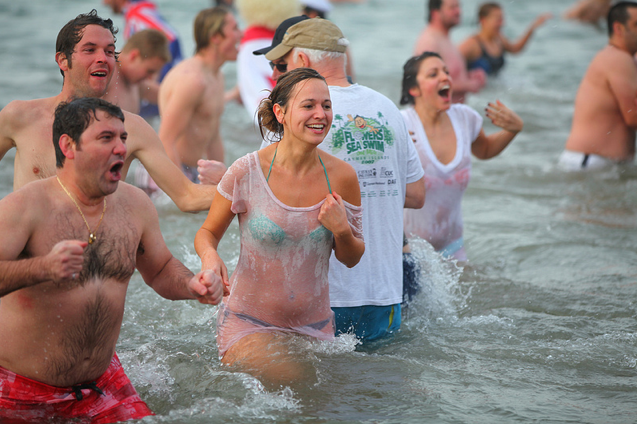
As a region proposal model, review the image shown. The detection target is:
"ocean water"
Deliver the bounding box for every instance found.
[0,0,636,423]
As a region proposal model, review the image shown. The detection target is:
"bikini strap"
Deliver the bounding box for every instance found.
[266,144,278,182]
[318,154,332,194]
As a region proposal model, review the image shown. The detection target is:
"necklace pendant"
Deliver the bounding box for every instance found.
[89,233,96,244]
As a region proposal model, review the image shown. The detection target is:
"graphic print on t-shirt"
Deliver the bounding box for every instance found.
[329,113,395,165]
[327,113,398,199]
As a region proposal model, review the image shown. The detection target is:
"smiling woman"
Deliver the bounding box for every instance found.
[194,67,364,389]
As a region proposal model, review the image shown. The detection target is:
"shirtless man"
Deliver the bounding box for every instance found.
[560,1,637,171]
[158,7,242,178]
[0,10,224,211]
[104,29,170,114]
[413,0,486,103]
[0,97,224,422]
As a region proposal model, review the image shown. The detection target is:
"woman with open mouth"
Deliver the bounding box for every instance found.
[399,51,523,262]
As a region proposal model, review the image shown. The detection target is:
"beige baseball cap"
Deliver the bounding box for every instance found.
[254,17,347,61]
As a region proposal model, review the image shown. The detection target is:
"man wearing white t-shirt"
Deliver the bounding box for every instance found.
[254,17,425,342]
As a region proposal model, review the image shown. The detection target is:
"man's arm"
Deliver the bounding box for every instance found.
[126,112,216,212]
[0,189,86,297]
[607,53,637,129]
[134,189,223,304]
[0,101,20,163]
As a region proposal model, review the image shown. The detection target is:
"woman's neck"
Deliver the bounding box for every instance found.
[414,101,446,129]
[273,138,321,176]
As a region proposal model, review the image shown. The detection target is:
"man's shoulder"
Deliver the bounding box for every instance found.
[1,97,53,121]
[590,45,635,71]
[113,181,155,210]
[162,59,209,91]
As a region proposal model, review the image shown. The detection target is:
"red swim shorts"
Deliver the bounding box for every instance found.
[0,353,153,424]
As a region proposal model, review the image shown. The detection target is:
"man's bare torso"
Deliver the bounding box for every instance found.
[0,96,146,190]
[565,46,637,161]
[0,180,143,387]
[159,57,225,167]
[414,27,469,103]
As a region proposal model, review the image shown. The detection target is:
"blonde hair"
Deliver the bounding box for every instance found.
[121,29,171,62]
[194,7,230,53]
[236,0,301,30]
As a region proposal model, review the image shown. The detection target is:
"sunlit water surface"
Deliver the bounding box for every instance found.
[0,0,635,422]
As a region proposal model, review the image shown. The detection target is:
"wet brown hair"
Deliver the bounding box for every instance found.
[257,67,327,142]
[400,51,443,106]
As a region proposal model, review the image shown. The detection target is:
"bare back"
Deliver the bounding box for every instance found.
[565,46,637,160]
[0,180,157,386]
[159,56,225,167]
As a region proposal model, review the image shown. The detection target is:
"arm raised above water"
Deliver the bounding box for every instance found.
[133,187,224,305]
[124,111,216,212]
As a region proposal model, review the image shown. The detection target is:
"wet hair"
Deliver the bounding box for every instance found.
[428,0,443,22]
[400,51,443,105]
[53,97,124,168]
[608,2,637,36]
[56,9,118,78]
[194,7,230,53]
[478,2,501,20]
[257,67,327,142]
[122,29,171,63]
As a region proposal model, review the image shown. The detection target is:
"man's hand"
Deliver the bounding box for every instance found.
[188,269,228,305]
[197,159,227,185]
[46,240,87,282]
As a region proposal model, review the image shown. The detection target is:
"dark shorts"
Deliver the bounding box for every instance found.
[332,304,401,342]
[0,353,153,424]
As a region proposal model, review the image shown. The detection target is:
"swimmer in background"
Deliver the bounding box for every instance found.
[195,68,364,388]
[400,52,523,261]
[458,3,552,76]
[0,97,224,423]
[104,29,170,114]
[560,1,637,171]
[102,0,184,120]
[414,0,487,103]
[158,7,242,185]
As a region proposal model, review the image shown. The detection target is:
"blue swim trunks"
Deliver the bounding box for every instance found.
[332,304,401,342]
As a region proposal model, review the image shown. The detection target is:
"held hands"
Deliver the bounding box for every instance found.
[318,192,350,238]
[47,240,87,282]
[485,100,524,134]
[197,159,227,186]
[187,270,227,305]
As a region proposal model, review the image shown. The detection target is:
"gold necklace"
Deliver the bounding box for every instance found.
[56,176,106,244]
